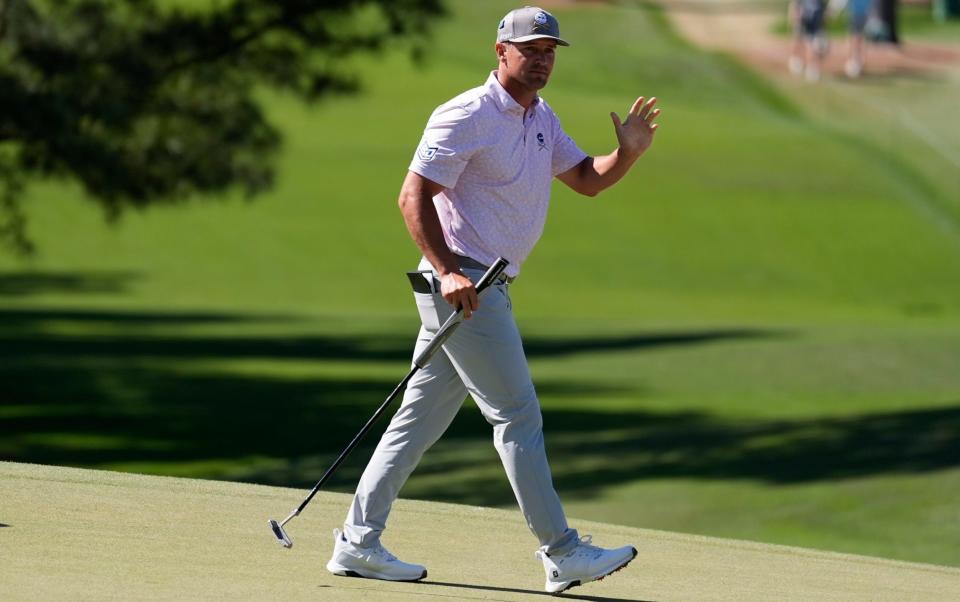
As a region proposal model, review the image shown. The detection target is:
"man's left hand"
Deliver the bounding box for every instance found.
[610,96,660,160]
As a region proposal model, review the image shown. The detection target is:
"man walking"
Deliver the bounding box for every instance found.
[327,6,660,594]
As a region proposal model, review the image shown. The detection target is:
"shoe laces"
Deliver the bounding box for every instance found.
[370,542,398,563]
[569,535,604,559]
[538,535,604,562]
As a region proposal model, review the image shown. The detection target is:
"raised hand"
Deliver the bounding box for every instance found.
[610,96,660,160]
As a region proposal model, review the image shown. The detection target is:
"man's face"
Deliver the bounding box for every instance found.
[497,38,557,91]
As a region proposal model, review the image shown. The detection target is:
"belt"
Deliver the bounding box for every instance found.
[454,254,515,284]
[407,255,514,294]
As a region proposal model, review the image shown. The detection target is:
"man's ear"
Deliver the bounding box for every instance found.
[495,42,507,62]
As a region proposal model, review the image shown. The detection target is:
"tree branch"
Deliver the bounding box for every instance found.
[0,0,11,40]
[158,1,328,78]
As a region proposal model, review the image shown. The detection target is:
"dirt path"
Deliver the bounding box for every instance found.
[657,0,960,78]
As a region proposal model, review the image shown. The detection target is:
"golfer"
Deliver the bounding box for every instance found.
[327,6,660,594]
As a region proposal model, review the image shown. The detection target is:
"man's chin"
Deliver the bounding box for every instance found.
[526,75,550,90]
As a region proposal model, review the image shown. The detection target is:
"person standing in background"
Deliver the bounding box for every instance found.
[789,0,829,81]
[830,0,873,77]
[876,0,900,45]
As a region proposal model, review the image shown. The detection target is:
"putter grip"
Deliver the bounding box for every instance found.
[413,257,509,368]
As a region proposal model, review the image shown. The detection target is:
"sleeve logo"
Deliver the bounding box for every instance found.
[417,140,439,162]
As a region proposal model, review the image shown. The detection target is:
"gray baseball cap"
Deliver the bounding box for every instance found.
[497,6,570,46]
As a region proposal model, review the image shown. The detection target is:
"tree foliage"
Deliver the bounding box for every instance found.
[0,0,445,253]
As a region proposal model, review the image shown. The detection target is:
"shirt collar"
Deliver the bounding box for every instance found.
[485,71,539,117]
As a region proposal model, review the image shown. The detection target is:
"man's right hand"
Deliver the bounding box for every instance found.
[439,271,479,319]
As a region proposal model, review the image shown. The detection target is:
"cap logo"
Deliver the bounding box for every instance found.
[534,11,548,25]
[498,19,505,30]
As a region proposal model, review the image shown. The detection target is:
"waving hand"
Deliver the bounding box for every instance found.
[610,96,660,160]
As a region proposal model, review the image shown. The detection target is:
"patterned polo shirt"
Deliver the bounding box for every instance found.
[408,71,587,278]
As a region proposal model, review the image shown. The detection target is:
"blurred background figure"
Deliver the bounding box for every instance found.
[864,0,900,45]
[876,0,900,44]
[933,0,960,21]
[830,0,874,77]
[789,0,829,81]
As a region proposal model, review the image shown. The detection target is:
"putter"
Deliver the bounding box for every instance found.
[269,257,509,548]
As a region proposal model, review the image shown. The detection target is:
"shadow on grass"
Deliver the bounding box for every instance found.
[422,580,656,602]
[2,306,958,508]
[0,271,141,296]
[412,403,960,507]
[0,307,768,363]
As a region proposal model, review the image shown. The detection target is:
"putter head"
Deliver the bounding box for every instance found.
[269,519,293,548]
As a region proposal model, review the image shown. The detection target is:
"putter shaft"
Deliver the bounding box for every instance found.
[267,258,509,549]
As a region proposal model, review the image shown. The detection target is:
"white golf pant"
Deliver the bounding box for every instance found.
[342,258,578,555]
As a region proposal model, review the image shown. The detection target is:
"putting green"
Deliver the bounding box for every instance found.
[2,461,957,601]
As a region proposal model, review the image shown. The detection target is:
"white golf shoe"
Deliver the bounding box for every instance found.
[535,535,637,594]
[326,528,427,582]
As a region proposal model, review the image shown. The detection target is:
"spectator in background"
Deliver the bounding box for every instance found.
[830,0,873,77]
[876,0,900,44]
[789,0,829,81]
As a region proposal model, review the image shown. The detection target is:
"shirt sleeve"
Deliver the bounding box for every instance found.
[408,103,479,189]
[550,115,588,177]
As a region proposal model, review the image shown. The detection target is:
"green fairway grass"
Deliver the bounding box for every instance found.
[2,0,959,569]
[3,462,959,601]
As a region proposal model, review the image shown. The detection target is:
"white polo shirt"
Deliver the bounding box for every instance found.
[409,72,587,278]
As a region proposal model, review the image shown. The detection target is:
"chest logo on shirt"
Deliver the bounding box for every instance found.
[536,132,547,151]
[417,140,439,162]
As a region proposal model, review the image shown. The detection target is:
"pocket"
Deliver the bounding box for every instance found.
[413,291,453,333]
[492,282,511,310]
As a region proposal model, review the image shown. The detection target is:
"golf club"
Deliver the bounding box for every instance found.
[269,257,509,548]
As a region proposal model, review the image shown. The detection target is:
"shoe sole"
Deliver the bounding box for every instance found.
[548,547,638,595]
[327,562,427,582]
